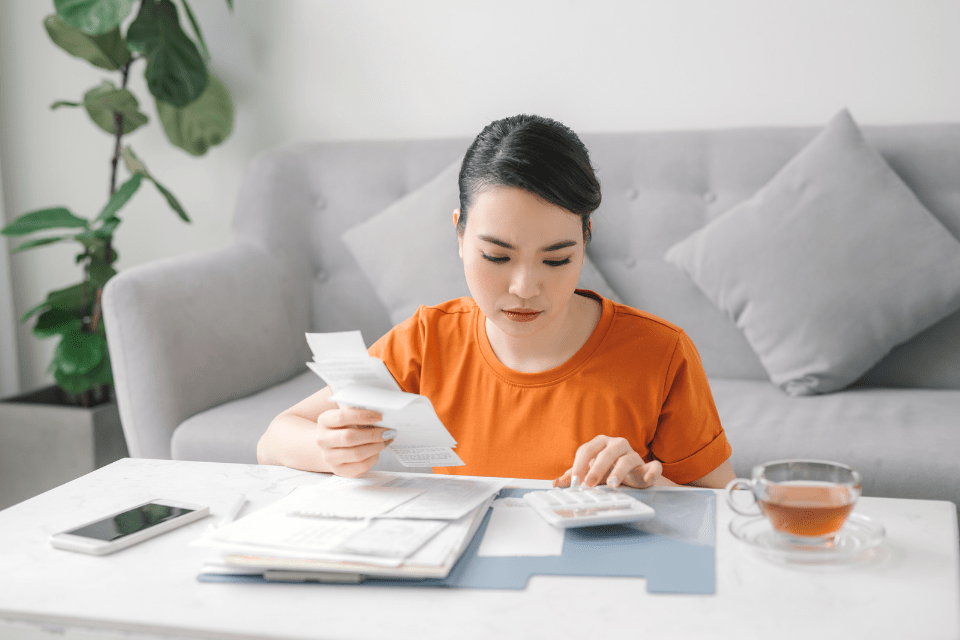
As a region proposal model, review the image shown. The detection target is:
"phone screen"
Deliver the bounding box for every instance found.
[66,503,195,542]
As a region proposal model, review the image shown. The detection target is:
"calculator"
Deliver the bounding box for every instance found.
[523,486,656,528]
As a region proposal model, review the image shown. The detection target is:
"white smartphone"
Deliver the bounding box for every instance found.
[49,498,209,555]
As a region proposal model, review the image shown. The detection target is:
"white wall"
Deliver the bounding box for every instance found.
[2,0,959,393]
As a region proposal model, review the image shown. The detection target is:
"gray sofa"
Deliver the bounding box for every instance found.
[102,121,960,515]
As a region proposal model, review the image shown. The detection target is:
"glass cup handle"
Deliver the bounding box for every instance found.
[725,478,761,516]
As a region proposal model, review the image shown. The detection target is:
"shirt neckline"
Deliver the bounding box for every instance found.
[474,289,614,386]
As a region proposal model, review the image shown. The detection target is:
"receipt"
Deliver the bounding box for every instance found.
[306,331,464,467]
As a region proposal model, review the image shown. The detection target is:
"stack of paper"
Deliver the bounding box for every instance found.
[195,471,511,581]
[305,331,463,468]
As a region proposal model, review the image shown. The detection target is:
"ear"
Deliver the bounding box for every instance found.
[453,209,463,259]
[581,220,592,265]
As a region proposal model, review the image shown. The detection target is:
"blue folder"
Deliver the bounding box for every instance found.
[198,488,715,595]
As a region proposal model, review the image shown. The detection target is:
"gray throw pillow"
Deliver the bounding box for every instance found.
[343,160,621,325]
[664,109,960,395]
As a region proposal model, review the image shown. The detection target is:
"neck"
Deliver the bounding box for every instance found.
[484,292,601,373]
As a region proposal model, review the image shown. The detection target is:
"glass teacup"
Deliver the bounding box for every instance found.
[725,460,862,545]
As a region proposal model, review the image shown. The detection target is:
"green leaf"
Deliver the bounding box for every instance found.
[92,241,118,265]
[88,254,118,288]
[96,173,143,222]
[53,341,112,394]
[179,0,210,61]
[225,0,233,11]
[43,14,131,70]
[33,308,83,338]
[156,72,233,156]
[128,0,208,107]
[11,236,73,253]
[20,283,86,323]
[73,230,107,255]
[1,207,88,236]
[52,328,104,375]
[120,147,191,222]
[51,100,83,109]
[83,81,149,135]
[54,0,134,35]
[151,179,191,223]
[95,217,122,237]
[120,146,147,175]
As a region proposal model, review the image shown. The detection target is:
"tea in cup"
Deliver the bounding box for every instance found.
[725,460,862,544]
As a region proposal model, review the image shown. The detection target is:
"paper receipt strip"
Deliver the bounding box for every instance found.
[306,331,464,468]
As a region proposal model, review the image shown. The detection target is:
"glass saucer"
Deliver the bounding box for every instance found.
[729,513,885,564]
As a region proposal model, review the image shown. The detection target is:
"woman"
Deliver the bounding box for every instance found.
[258,114,735,491]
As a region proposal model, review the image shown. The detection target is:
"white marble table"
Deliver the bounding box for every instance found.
[0,458,958,640]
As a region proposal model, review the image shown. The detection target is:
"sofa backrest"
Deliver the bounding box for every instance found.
[232,124,960,390]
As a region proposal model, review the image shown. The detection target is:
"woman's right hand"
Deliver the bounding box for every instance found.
[315,405,395,477]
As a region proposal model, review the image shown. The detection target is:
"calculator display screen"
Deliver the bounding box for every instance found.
[67,503,194,542]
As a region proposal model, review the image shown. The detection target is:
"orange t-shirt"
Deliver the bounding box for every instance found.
[369,290,731,484]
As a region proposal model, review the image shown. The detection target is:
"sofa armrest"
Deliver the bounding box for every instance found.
[102,241,312,459]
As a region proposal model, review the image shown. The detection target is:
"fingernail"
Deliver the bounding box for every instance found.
[382,429,396,440]
[364,411,381,420]
[571,475,580,489]
[608,475,619,488]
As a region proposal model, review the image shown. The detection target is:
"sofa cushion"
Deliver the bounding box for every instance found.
[341,160,622,325]
[665,109,960,395]
[171,370,322,463]
[711,377,960,509]
[171,369,419,472]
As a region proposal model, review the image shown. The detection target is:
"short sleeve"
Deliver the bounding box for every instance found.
[367,307,426,394]
[649,331,732,485]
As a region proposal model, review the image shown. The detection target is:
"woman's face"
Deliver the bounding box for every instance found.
[456,185,586,341]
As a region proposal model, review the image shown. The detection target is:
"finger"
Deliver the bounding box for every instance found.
[331,453,381,478]
[642,460,664,486]
[317,406,383,430]
[322,439,390,467]
[606,451,645,488]
[623,458,663,489]
[317,424,392,448]
[553,469,572,488]
[328,426,396,448]
[583,444,632,488]
[569,436,611,488]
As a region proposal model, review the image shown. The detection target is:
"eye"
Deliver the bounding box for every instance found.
[481,253,509,264]
[544,258,571,267]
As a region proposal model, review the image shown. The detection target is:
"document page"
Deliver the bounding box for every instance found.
[378,474,511,520]
[206,486,447,560]
[289,472,510,521]
[285,484,426,519]
[476,497,565,557]
[306,331,464,467]
[195,472,508,577]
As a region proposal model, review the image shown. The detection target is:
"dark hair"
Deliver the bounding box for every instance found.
[457,114,601,242]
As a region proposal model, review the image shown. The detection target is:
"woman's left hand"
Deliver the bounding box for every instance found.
[553,435,664,489]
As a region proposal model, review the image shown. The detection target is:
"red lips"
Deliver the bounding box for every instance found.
[503,309,542,323]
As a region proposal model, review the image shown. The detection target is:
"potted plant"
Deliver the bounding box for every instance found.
[0,0,235,508]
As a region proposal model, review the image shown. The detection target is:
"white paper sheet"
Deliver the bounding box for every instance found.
[379,475,511,520]
[306,330,464,467]
[205,486,447,560]
[476,497,565,557]
[285,484,426,519]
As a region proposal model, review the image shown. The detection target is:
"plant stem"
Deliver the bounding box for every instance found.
[108,59,133,201]
[88,59,135,358]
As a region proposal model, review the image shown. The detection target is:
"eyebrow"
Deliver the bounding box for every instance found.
[477,235,578,252]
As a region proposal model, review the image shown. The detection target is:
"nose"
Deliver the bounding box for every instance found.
[508,263,540,300]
